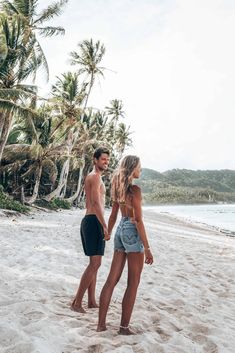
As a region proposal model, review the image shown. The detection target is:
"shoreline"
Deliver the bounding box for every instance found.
[0,208,235,353]
[143,204,235,236]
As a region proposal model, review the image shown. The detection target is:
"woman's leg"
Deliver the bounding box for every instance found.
[71,255,102,313]
[119,252,144,335]
[97,251,126,331]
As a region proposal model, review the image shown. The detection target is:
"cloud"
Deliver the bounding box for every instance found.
[37,0,235,171]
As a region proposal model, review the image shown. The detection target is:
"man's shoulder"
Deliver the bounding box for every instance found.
[86,172,101,184]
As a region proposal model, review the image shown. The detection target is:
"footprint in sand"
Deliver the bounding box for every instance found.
[155,326,171,342]
[151,312,161,324]
[169,322,183,332]
[64,318,80,328]
[86,344,103,353]
[203,340,219,353]
[4,342,33,353]
[191,323,209,335]
[24,310,45,321]
[188,333,207,345]
[133,343,165,353]
[172,299,185,306]
[186,325,218,352]
[0,327,23,348]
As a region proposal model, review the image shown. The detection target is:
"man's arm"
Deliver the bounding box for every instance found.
[90,174,108,238]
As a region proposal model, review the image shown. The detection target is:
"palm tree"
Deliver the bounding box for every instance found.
[105,99,125,124]
[1,103,71,204]
[70,39,106,109]
[0,1,67,163]
[0,13,39,162]
[1,0,68,79]
[43,72,87,201]
[65,109,112,204]
[51,71,87,128]
[115,122,132,156]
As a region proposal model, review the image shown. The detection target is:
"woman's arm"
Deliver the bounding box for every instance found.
[108,201,119,236]
[132,185,153,264]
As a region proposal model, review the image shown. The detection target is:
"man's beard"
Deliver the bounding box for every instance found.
[98,165,107,172]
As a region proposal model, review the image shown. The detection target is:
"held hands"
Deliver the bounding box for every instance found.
[144,248,153,265]
[103,226,110,241]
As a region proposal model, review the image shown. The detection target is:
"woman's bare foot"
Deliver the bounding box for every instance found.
[70,299,86,313]
[118,326,135,335]
[96,324,107,332]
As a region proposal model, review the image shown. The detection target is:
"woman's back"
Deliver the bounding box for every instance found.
[117,184,140,219]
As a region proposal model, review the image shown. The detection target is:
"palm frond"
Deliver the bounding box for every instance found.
[34,40,49,79]
[42,158,58,184]
[0,98,37,119]
[1,0,19,15]
[15,83,38,94]
[34,0,68,25]
[2,143,42,162]
[0,159,28,173]
[0,88,36,101]
[37,26,65,37]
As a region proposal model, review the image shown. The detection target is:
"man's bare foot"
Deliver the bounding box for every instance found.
[96,325,107,332]
[118,326,135,335]
[88,302,99,308]
[70,299,86,313]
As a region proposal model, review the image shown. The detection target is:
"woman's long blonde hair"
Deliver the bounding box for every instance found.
[111,155,140,203]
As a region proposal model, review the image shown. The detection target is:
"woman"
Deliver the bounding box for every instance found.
[97,155,154,335]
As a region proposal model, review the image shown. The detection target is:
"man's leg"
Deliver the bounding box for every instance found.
[97,251,126,331]
[71,255,102,313]
[119,252,144,335]
[88,272,99,308]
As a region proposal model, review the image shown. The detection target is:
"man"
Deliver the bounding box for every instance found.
[71,147,110,313]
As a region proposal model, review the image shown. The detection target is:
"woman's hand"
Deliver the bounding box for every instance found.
[144,248,153,265]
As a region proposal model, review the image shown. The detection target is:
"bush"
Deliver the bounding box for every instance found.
[36,198,71,210]
[51,198,71,209]
[0,185,29,213]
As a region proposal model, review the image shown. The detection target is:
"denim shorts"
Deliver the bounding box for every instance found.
[114,217,144,253]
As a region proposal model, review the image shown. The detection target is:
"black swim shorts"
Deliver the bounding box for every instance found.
[80,214,105,256]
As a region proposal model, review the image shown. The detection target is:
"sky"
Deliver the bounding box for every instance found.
[37,0,235,172]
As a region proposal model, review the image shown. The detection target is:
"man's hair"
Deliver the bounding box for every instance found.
[93,147,110,160]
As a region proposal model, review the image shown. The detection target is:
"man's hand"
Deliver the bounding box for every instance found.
[103,226,110,241]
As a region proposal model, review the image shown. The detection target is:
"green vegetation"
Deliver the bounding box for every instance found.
[137,169,235,204]
[0,2,233,210]
[0,1,132,210]
[0,185,29,213]
[35,198,71,210]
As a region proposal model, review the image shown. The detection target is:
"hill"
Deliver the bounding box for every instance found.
[136,168,235,204]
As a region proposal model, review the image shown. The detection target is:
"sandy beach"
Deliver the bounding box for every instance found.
[0,208,234,353]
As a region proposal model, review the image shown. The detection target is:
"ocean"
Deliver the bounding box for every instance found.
[144,204,235,234]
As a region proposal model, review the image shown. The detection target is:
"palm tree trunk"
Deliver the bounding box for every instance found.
[25,163,43,205]
[43,158,70,201]
[83,73,94,110]
[65,162,84,203]
[43,130,77,201]
[0,112,13,163]
[59,156,71,198]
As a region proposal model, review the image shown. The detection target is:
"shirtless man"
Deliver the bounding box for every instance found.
[71,147,110,313]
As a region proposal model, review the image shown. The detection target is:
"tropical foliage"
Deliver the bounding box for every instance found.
[0,1,132,211]
[137,168,235,204]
